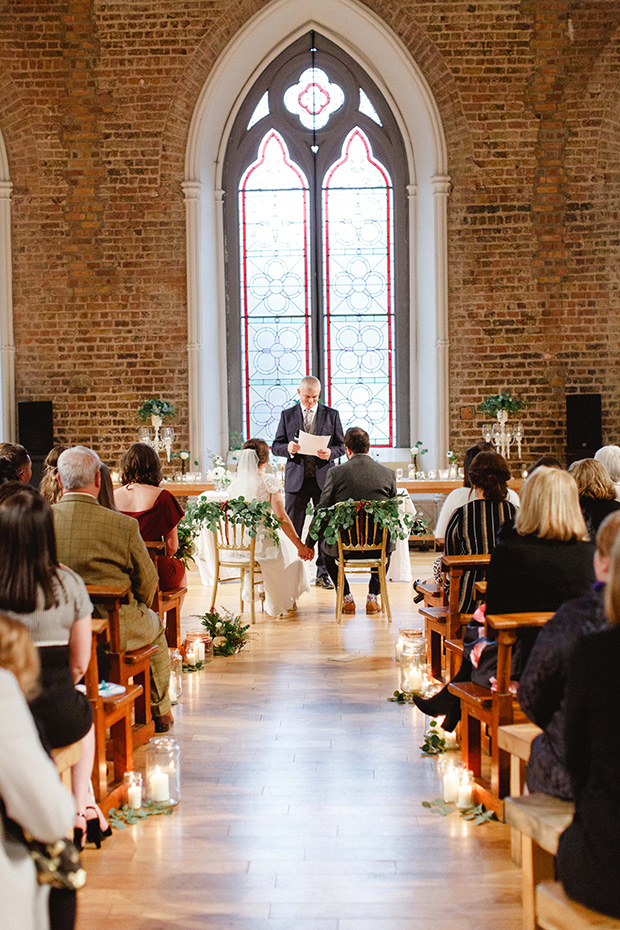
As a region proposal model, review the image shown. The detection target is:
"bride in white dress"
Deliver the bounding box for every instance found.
[228,439,312,617]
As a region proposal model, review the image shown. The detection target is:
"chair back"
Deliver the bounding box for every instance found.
[212,513,257,567]
[337,507,388,564]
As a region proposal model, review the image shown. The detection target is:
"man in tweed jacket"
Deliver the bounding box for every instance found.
[53,446,172,729]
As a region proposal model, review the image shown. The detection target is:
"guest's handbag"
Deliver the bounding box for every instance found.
[23,833,87,890]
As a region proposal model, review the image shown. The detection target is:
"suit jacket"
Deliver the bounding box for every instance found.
[272,403,345,492]
[53,492,158,651]
[308,453,398,557]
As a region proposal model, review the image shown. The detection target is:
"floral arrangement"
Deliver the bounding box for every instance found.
[173,521,196,569]
[197,608,252,656]
[477,390,527,417]
[136,398,176,423]
[206,452,232,487]
[447,450,457,465]
[184,496,282,547]
[306,496,428,547]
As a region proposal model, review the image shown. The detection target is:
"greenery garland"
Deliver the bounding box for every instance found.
[477,390,527,417]
[135,398,176,422]
[306,495,428,547]
[183,496,281,547]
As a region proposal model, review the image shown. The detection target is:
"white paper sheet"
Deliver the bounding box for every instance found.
[297,429,330,456]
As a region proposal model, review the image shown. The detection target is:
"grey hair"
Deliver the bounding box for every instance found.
[594,445,620,483]
[299,375,321,392]
[57,446,102,491]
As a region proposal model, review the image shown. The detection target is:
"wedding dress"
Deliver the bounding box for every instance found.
[227,451,310,617]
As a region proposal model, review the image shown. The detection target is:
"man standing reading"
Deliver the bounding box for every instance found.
[272,376,345,588]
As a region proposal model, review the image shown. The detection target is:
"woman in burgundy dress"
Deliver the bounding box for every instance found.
[114,443,186,590]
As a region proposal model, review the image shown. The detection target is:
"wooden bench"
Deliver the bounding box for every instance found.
[51,741,82,790]
[413,579,442,609]
[86,583,156,749]
[84,613,143,812]
[419,554,491,679]
[498,722,543,862]
[449,612,552,819]
[537,882,620,930]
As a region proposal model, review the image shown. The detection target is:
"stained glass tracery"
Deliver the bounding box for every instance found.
[283,67,344,131]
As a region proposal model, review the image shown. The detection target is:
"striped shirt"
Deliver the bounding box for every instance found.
[445,498,517,613]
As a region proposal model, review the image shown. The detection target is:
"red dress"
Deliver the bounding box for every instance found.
[121,488,185,589]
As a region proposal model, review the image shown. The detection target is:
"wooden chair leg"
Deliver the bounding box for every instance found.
[110,711,133,784]
[335,562,344,622]
[210,564,219,611]
[379,563,391,622]
[461,710,482,776]
[250,564,256,624]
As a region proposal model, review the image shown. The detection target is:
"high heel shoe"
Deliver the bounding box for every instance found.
[85,806,112,848]
[412,684,456,718]
[73,812,87,850]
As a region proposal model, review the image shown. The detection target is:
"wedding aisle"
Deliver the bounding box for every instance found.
[77,555,521,930]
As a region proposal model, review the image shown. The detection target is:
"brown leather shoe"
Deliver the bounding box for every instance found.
[342,600,356,614]
[366,598,381,614]
[154,712,174,733]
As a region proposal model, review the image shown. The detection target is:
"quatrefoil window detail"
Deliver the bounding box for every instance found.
[283,68,344,130]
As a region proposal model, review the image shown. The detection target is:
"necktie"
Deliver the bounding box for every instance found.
[303,408,312,432]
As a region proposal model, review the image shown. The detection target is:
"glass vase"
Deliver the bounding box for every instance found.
[146,737,181,808]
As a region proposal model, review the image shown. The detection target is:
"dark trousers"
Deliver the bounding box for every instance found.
[323,551,390,597]
[285,476,328,577]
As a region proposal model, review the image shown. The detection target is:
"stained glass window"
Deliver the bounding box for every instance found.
[224,33,409,447]
[323,129,394,446]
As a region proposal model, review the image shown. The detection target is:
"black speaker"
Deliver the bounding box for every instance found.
[566,394,602,462]
[18,401,54,457]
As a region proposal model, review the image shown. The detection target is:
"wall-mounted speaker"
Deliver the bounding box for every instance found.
[566,393,602,463]
[18,401,54,457]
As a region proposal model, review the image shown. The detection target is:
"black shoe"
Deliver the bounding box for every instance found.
[441,703,461,733]
[412,685,456,718]
[85,807,112,848]
[413,580,425,604]
[315,576,334,589]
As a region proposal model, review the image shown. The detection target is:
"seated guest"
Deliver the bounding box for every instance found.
[0,614,76,930]
[443,450,517,613]
[569,458,620,538]
[528,454,565,473]
[0,483,106,848]
[518,511,620,799]
[414,467,595,729]
[306,427,396,614]
[39,445,69,504]
[594,444,620,501]
[0,458,19,483]
[114,443,185,590]
[433,441,520,544]
[555,529,620,919]
[53,446,173,732]
[0,442,32,483]
[98,463,117,512]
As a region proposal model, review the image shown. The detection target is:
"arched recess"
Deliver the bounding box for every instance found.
[0,129,14,442]
[184,0,449,467]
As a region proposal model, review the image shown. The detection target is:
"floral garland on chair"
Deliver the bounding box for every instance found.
[306,496,428,547]
[183,496,281,547]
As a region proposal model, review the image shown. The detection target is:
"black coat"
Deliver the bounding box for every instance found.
[271,403,345,493]
[579,495,620,539]
[517,583,608,799]
[556,624,620,918]
[467,525,596,687]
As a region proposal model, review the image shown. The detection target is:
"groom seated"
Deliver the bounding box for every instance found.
[306,427,397,614]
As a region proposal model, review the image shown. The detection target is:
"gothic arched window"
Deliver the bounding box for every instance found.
[224,32,409,447]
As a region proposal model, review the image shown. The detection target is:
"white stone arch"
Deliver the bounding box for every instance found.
[184,0,449,467]
[0,130,14,442]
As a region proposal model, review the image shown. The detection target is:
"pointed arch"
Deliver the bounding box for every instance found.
[184,0,449,466]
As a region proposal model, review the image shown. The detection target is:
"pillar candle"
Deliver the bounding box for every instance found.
[442,768,459,803]
[149,766,170,802]
[127,785,142,809]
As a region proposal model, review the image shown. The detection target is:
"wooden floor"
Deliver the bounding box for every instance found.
[77,553,521,930]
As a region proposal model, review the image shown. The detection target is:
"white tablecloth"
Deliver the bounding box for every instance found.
[195,490,415,586]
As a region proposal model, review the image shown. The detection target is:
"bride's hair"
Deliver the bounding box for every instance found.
[242,438,269,465]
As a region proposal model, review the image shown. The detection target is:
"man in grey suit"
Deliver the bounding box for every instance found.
[307,427,397,614]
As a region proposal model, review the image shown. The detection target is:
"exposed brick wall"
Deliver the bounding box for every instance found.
[0,0,619,470]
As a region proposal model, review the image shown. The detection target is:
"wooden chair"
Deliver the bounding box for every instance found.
[334,507,391,623]
[210,516,264,624]
[86,583,156,749]
[84,610,143,812]
[419,554,491,679]
[51,741,82,790]
[449,611,553,819]
[498,722,543,862]
[145,540,188,649]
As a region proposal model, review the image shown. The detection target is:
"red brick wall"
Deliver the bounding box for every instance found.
[1,1,619,468]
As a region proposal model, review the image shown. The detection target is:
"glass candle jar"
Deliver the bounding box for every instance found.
[169,648,183,703]
[456,769,475,810]
[184,631,214,664]
[123,771,143,810]
[146,737,181,808]
[399,639,424,695]
[394,629,424,664]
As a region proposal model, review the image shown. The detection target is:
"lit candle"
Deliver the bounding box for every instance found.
[444,730,458,750]
[442,767,459,803]
[185,647,196,666]
[195,641,205,662]
[127,785,142,809]
[456,781,473,810]
[149,766,170,802]
[169,683,178,703]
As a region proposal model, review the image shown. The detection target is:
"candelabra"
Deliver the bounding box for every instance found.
[138,417,175,462]
[481,411,524,460]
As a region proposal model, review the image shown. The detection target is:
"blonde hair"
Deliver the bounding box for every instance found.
[569,458,617,501]
[604,531,620,625]
[515,466,590,541]
[0,614,40,700]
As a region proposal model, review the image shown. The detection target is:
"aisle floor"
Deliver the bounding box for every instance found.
[78,554,521,930]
